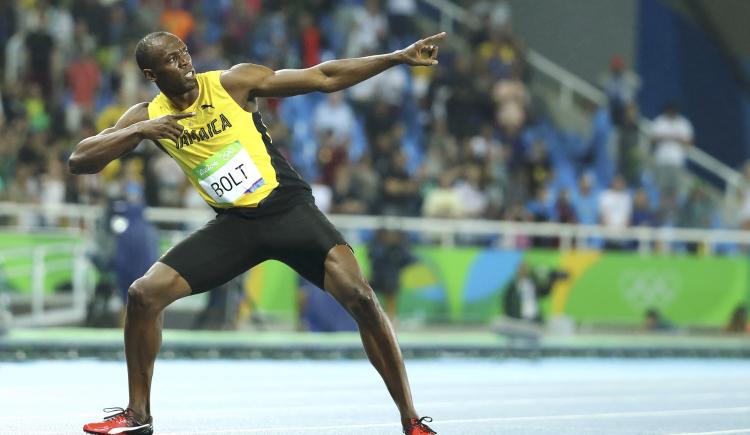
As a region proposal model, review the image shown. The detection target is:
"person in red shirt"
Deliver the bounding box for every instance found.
[66,50,101,110]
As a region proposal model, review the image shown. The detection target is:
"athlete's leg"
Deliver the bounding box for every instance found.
[125,262,192,419]
[323,245,418,429]
[267,203,422,429]
[122,213,263,422]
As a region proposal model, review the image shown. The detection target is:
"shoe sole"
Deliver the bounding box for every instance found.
[83,424,153,435]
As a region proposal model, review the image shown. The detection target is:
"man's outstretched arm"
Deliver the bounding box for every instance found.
[221,32,447,100]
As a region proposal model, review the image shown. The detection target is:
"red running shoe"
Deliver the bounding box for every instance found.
[82,407,153,434]
[404,416,437,434]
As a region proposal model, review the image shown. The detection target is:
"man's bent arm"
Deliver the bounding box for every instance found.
[68,103,150,175]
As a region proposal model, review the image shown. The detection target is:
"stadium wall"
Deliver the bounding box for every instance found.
[3,234,747,328]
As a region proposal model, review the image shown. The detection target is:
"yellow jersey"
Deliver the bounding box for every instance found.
[147,71,310,214]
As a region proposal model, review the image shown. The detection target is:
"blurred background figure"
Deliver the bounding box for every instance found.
[643,308,674,332]
[650,102,693,199]
[600,54,640,128]
[297,276,357,332]
[725,305,749,334]
[368,228,414,321]
[503,262,567,324]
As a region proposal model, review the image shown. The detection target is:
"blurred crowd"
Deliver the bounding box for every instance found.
[1,0,748,244]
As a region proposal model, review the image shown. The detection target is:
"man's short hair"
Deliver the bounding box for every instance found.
[135,31,172,70]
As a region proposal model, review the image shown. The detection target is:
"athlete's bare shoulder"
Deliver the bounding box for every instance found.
[220,63,271,102]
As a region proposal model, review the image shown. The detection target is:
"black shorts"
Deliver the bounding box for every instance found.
[160,202,348,293]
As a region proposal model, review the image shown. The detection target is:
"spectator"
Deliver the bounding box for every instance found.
[631,188,656,227]
[725,305,749,334]
[422,172,462,218]
[440,57,485,139]
[298,12,322,68]
[554,189,577,224]
[386,0,416,41]
[600,54,640,127]
[111,198,159,311]
[160,0,195,41]
[40,158,66,227]
[0,1,17,62]
[522,139,552,196]
[368,228,414,321]
[617,102,643,186]
[316,130,349,187]
[650,102,694,198]
[421,119,460,184]
[96,93,127,132]
[346,0,388,58]
[313,92,356,143]
[503,262,564,324]
[454,164,488,218]
[191,43,231,72]
[677,184,712,229]
[484,142,510,219]
[331,158,378,215]
[477,26,526,80]
[492,71,528,131]
[66,48,101,130]
[598,175,631,229]
[150,151,186,208]
[24,12,55,96]
[572,173,600,225]
[643,308,674,332]
[379,150,421,216]
[470,0,512,39]
[6,162,40,229]
[656,191,679,228]
[526,186,554,223]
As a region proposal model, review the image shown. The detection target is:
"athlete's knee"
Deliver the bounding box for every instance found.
[127,278,158,313]
[340,280,380,321]
[127,274,179,313]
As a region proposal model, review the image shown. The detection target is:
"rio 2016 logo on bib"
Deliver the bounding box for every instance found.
[192,141,265,204]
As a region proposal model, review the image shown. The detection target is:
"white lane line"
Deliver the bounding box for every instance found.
[2,390,749,421]
[3,391,750,423]
[666,430,750,435]
[181,391,750,417]
[156,406,750,434]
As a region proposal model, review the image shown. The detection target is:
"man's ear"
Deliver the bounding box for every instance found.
[143,69,156,82]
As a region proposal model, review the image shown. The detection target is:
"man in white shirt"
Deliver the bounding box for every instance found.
[312,92,355,143]
[599,175,632,229]
[650,102,693,198]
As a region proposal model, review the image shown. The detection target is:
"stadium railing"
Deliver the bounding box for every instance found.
[2,202,750,252]
[0,241,89,327]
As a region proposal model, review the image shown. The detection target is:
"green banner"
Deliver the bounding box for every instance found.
[563,253,748,326]
[3,232,748,327]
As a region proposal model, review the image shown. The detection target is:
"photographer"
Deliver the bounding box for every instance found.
[503,262,568,324]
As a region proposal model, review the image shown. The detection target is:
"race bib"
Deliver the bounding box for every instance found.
[192,141,265,204]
